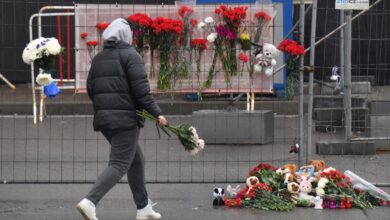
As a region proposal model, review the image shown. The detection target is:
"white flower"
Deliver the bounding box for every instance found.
[197,139,205,150]
[207,33,217,43]
[45,38,62,55]
[36,73,53,86]
[190,126,199,142]
[204,16,214,24]
[22,38,45,64]
[319,177,329,184]
[316,188,325,196]
[190,147,199,155]
[318,181,326,189]
[323,167,335,173]
[197,22,206,30]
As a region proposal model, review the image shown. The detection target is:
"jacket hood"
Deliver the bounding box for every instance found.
[102,18,132,44]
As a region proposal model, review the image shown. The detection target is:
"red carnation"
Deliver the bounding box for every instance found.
[128,13,153,28]
[80,32,88,39]
[278,39,305,56]
[190,19,198,27]
[191,38,207,50]
[254,11,272,21]
[178,6,193,18]
[86,40,98,47]
[239,52,249,63]
[96,22,110,31]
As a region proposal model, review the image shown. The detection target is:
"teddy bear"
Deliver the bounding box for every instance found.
[244,176,260,196]
[276,164,297,184]
[308,160,326,172]
[308,160,326,181]
[254,43,279,77]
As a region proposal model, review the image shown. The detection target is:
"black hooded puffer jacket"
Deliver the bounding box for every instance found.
[87,40,161,131]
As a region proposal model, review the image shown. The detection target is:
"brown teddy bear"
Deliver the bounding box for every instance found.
[308,160,326,172]
[276,164,297,184]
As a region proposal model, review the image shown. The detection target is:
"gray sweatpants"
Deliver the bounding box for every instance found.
[86,127,148,209]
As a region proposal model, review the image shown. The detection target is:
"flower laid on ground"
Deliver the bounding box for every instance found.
[128,13,153,55]
[95,22,110,31]
[80,32,88,39]
[151,17,183,90]
[222,162,384,212]
[137,110,205,155]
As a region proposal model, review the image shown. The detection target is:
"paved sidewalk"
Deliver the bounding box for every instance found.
[0,184,389,220]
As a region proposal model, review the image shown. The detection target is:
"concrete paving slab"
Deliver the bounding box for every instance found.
[0,184,389,220]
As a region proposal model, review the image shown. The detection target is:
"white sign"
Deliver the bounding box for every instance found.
[335,0,370,10]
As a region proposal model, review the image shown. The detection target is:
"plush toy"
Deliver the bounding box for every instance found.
[245,176,260,197]
[297,175,316,205]
[254,43,279,77]
[246,176,259,188]
[226,185,241,199]
[308,160,326,172]
[213,187,225,206]
[276,164,297,184]
[287,182,299,194]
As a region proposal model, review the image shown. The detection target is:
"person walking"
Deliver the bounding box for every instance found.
[76,18,167,220]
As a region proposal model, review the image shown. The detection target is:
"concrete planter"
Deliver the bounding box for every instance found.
[192,110,274,144]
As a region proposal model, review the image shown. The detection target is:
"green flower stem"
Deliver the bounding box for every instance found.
[157,47,171,90]
[204,43,219,88]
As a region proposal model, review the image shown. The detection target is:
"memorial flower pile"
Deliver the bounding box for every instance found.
[220,161,388,212]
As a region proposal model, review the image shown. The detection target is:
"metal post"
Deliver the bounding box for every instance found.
[29,12,75,124]
[307,0,318,163]
[298,0,305,167]
[340,10,345,94]
[344,10,352,140]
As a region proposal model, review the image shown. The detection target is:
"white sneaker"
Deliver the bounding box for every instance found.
[136,199,162,220]
[76,198,99,220]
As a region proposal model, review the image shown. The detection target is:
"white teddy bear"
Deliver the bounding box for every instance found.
[253,43,279,77]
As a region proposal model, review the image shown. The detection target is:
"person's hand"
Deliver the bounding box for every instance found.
[158,115,168,128]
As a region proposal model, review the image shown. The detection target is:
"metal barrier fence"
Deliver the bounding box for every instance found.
[0,0,389,185]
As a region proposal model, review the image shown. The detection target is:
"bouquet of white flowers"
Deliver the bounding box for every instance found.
[137,110,205,155]
[22,37,63,86]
